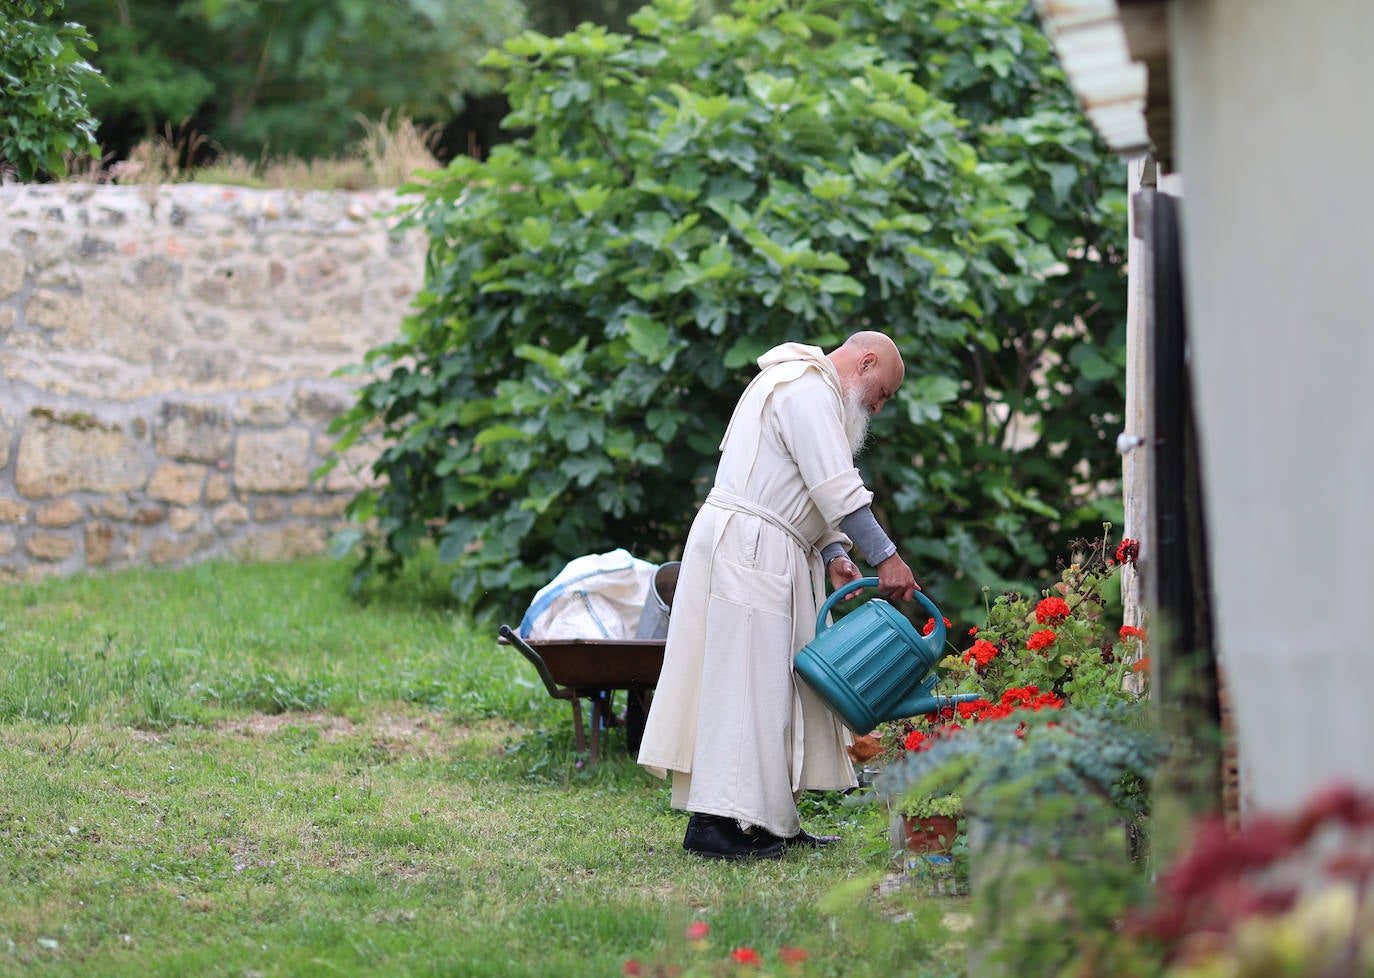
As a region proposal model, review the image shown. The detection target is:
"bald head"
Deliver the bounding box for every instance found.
[828,331,905,416]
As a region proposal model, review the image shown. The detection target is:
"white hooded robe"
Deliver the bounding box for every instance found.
[636,343,875,838]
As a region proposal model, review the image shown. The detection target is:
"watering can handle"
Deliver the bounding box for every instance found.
[815,577,945,641]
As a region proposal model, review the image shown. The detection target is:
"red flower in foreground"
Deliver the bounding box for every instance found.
[921,616,952,636]
[1116,538,1140,565]
[730,947,763,966]
[779,946,809,965]
[1035,596,1071,624]
[1119,625,1147,642]
[686,920,710,942]
[623,960,644,976]
[1026,629,1057,652]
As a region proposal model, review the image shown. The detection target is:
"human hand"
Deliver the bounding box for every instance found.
[875,553,919,603]
[827,554,863,598]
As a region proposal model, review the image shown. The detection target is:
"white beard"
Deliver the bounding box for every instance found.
[842,386,871,458]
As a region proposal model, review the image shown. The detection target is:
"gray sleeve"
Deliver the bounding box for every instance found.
[838,506,897,566]
[821,541,847,566]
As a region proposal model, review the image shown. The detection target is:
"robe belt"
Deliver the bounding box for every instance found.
[703,489,817,556]
[701,488,826,606]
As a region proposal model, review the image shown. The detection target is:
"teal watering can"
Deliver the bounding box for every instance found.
[795,577,979,736]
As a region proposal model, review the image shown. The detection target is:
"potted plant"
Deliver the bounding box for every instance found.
[891,789,967,896]
[895,789,965,852]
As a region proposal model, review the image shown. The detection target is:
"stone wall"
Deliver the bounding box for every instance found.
[0,183,427,581]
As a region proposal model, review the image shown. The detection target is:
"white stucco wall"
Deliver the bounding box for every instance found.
[1169,0,1374,812]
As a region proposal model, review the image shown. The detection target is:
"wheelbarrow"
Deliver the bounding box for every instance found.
[497,624,664,764]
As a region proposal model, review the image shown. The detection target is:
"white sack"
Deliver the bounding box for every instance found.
[518,548,658,641]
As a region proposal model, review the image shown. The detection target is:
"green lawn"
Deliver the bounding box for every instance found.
[0,556,963,977]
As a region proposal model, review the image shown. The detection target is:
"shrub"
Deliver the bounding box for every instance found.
[0,1,102,180]
[327,0,1128,619]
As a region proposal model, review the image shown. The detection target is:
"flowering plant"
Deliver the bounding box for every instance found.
[884,688,1069,822]
[1126,783,1374,977]
[875,528,1151,823]
[938,527,1149,709]
[623,919,813,977]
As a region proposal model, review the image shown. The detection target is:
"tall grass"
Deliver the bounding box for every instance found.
[0,556,961,977]
[65,112,443,191]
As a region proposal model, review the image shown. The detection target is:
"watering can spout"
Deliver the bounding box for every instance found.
[890,691,982,724]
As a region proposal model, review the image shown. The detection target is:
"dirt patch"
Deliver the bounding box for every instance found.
[212,710,515,760]
[217,710,356,739]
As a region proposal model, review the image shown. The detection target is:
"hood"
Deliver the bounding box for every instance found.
[717,342,844,453]
[756,342,828,372]
[756,342,842,396]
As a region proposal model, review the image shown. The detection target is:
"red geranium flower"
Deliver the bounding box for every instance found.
[1116,538,1140,565]
[962,639,998,669]
[623,960,644,976]
[1035,596,1071,624]
[1026,629,1057,652]
[1119,625,1147,642]
[730,947,763,966]
[686,921,710,942]
[921,616,952,636]
[957,698,993,720]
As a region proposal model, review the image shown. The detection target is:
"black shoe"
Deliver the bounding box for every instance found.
[784,829,840,849]
[683,813,786,861]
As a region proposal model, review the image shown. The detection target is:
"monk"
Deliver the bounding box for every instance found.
[637,331,921,860]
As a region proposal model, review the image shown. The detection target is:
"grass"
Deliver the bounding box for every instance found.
[0,555,967,977]
[62,111,443,191]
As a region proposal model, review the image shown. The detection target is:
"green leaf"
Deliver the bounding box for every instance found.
[818,274,863,296]
[908,374,961,405]
[561,455,609,488]
[515,218,552,251]
[572,185,611,216]
[473,425,528,447]
[1042,162,1079,205]
[805,169,855,201]
[723,337,768,370]
[625,316,671,362]
[437,519,477,563]
[1069,344,1121,381]
[515,344,566,376]
[1003,486,1060,519]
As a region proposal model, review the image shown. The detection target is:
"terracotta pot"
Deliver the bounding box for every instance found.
[901,813,960,853]
[892,812,963,896]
